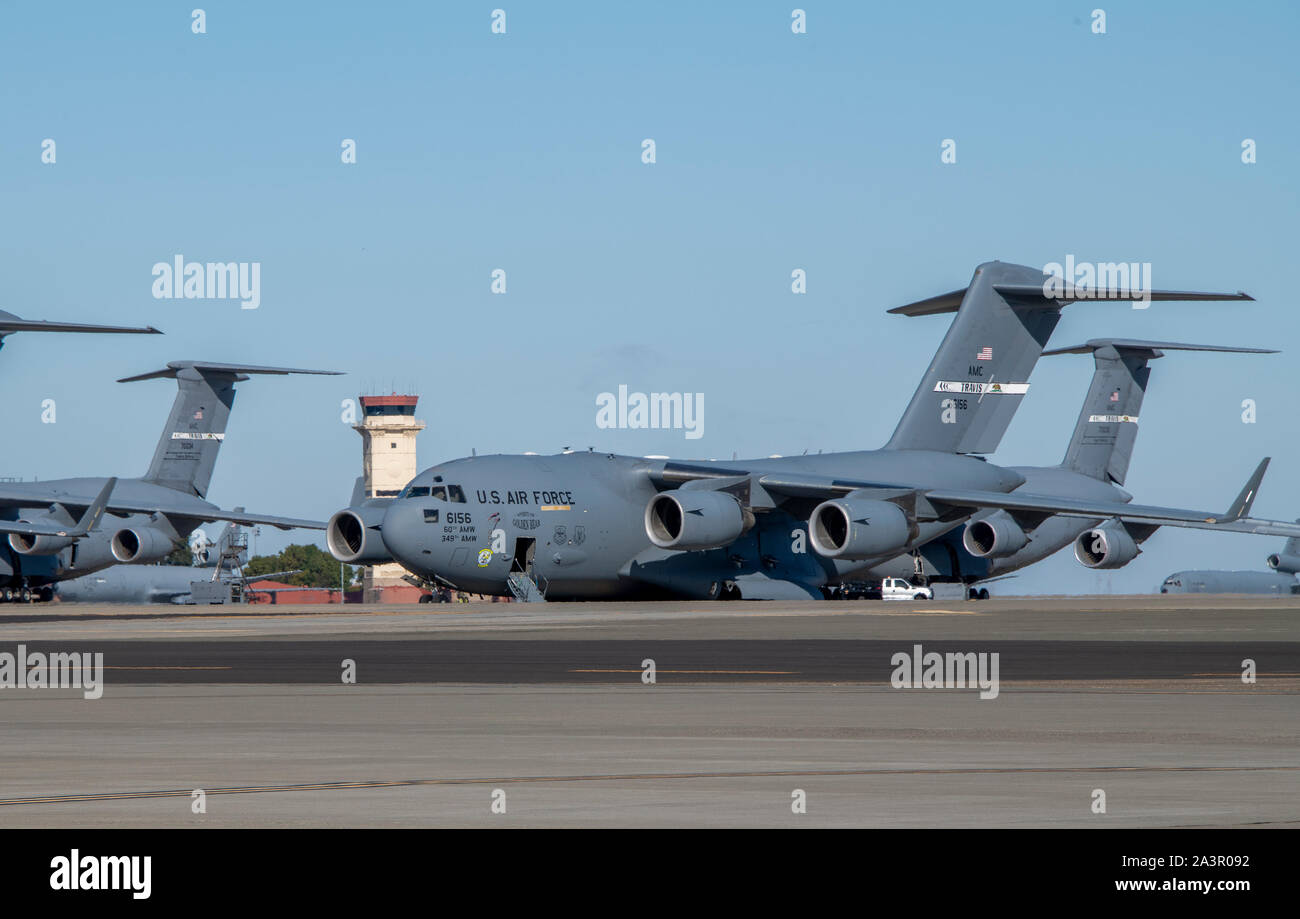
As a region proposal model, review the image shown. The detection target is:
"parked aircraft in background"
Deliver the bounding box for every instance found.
[0,361,339,601]
[867,338,1275,594]
[1160,528,1300,595]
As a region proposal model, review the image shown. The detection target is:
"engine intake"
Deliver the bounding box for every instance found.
[645,489,751,551]
[808,498,912,560]
[962,511,1029,559]
[7,521,76,556]
[1267,553,1300,574]
[111,526,176,564]
[1074,522,1139,569]
[327,504,392,564]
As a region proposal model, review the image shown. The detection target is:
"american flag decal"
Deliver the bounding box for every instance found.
[193,410,203,419]
[976,347,992,361]
[1109,390,1120,402]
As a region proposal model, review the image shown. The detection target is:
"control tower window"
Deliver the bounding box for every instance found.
[447,485,466,504]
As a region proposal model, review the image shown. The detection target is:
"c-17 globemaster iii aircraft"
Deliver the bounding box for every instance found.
[328,260,1299,601]
[1160,527,1300,595]
[864,338,1276,594]
[0,361,339,602]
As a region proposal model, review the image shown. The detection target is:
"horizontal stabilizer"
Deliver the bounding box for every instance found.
[118,361,341,383]
[1045,339,1275,357]
[891,284,1253,317]
[0,310,161,336]
[887,288,968,317]
[992,284,1253,305]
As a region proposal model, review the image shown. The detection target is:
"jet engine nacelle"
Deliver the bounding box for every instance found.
[7,519,76,556]
[645,489,752,551]
[808,498,912,561]
[1074,521,1139,569]
[66,530,121,571]
[962,510,1029,559]
[1267,553,1300,574]
[111,526,176,564]
[327,504,392,564]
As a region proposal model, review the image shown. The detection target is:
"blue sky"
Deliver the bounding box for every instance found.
[0,1,1296,593]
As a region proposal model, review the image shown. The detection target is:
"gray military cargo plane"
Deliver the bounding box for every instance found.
[1160,528,1300,595]
[0,361,338,602]
[328,260,1300,601]
[865,338,1276,593]
[55,521,301,604]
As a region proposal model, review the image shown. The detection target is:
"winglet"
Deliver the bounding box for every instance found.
[72,477,116,536]
[1225,459,1270,521]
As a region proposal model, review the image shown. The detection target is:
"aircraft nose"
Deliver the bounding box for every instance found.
[380,499,430,569]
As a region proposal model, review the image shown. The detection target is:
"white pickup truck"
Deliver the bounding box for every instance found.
[881,577,934,601]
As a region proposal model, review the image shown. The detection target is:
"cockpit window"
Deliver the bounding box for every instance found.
[430,486,447,501]
[404,486,430,498]
[447,485,466,503]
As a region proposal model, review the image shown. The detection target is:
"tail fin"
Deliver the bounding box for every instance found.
[1045,339,1273,485]
[118,361,342,498]
[883,261,1253,454]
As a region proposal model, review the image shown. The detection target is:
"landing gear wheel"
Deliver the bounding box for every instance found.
[19,587,31,603]
[1,588,11,602]
[39,587,54,603]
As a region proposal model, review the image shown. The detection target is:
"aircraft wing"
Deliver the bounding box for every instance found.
[0,478,117,537]
[922,491,1300,538]
[653,458,1300,536]
[0,518,87,537]
[194,511,325,531]
[240,569,302,581]
[0,485,324,531]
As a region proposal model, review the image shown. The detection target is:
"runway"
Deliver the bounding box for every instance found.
[1,596,1297,827]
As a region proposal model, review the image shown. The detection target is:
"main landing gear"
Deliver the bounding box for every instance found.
[0,584,51,603]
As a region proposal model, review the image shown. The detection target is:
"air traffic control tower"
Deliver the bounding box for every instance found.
[354,394,425,602]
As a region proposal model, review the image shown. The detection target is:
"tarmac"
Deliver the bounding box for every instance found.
[1,595,1296,827]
